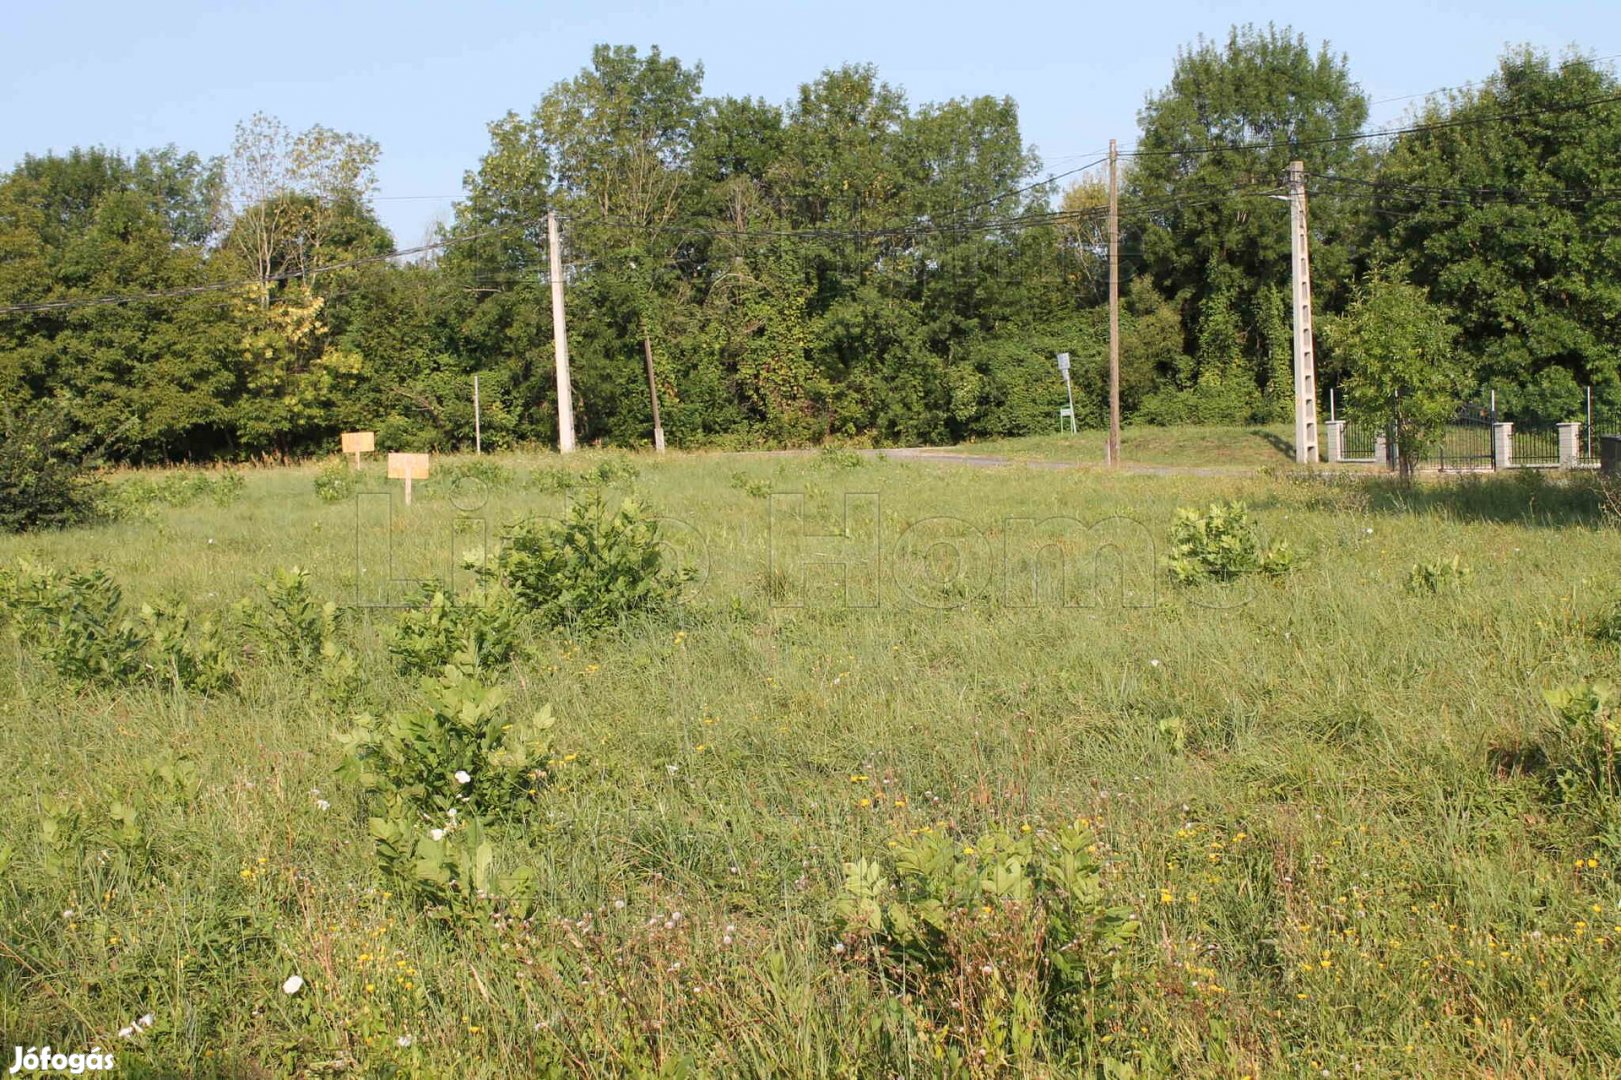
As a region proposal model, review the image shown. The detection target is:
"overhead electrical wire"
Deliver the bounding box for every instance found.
[11,81,1614,319]
[1118,89,1621,159]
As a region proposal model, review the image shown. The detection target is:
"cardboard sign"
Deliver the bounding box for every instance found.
[387,453,431,480]
[341,431,376,454]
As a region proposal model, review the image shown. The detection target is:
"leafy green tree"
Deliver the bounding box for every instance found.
[539,44,705,452]
[222,113,382,299]
[1372,49,1621,412]
[1131,24,1371,393]
[0,401,102,532]
[1326,269,1464,478]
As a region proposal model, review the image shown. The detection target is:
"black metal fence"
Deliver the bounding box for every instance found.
[1330,388,1621,470]
[1414,401,1495,471]
[1342,419,1378,461]
[1511,419,1561,467]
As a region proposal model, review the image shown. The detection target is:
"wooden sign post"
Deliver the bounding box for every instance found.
[386,452,431,506]
[341,431,376,468]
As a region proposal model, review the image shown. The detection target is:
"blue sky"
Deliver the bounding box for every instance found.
[3,0,1615,245]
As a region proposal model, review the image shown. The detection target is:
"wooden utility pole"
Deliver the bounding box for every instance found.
[1286,161,1319,465]
[642,325,666,453]
[1107,139,1121,467]
[473,374,482,454]
[547,210,577,454]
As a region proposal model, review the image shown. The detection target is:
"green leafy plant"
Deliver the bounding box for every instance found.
[1166,501,1294,584]
[312,459,355,503]
[389,583,522,675]
[1407,554,1471,594]
[338,660,556,821]
[34,568,150,684]
[0,401,103,533]
[339,661,552,914]
[1,561,235,690]
[238,566,340,660]
[836,821,1138,1070]
[106,470,245,519]
[1591,594,1621,645]
[729,471,771,499]
[1540,683,1618,808]
[589,456,639,487]
[437,458,513,491]
[493,494,688,633]
[367,810,534,917]
[816,446,865,469]
[140,599,236,692]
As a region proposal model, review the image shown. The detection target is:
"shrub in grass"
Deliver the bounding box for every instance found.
[0,561,237,691]
[1166,501,1293,585]
[1592,596,1621,645]
[338,660,551,913]
[139,599,236,693]
[1407,554,1471,594]
[389,583,521,675]
[816,446,865,469]
[436,457,514,491]
[339,660,557,821]
[836,821,1138,1068]
[312,458,354,503]
[1539,683,1619,805]
[589,455,639,486]
[237,566,340,660]
[729,471,771,499]
[493,494,687,633]
[0,402,102,533]
[0,563,147,684]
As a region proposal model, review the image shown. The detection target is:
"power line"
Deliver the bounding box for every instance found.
[1120,90,1621,159]
[0,181,1288,317]
[0,222,520,316]
[1363,51,1621,110]
[1305,171,1621,206]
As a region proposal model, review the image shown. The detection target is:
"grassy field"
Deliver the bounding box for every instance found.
[2,447,1620,1077]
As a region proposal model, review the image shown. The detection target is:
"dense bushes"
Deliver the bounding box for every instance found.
[0,403,103,533]
[1165,501,1294,584]
[493,494,688,633]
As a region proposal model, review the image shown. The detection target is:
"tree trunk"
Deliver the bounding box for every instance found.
[641,321,666,453]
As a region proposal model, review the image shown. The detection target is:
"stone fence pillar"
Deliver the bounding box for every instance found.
[1558,422,1581,469]
[1323,420,1345,463]
[1493,422,1513,470]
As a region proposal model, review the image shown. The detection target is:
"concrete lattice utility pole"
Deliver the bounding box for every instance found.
[1286,161,1319,465]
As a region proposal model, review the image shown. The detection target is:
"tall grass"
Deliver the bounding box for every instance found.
[1,450,1618,1076]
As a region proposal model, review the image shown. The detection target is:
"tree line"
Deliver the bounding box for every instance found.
[2,26,1618,463]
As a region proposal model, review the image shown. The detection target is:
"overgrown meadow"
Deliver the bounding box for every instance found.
[1,448,1619,1078]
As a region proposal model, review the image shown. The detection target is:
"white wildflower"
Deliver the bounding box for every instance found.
[282,974,304,995]
[454,770,471,785]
